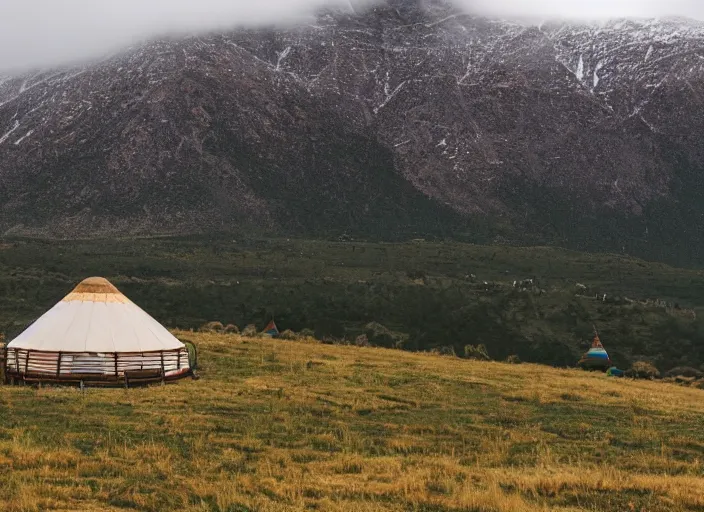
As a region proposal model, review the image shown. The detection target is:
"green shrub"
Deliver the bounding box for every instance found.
[665,366,703,379]
[628,361,660,380]
[200,321,224,333]
[279,329,299,341]
[300,328,316,339]
[364,322,408,349]
[242,324,258,337]
[431,346,457,357]
[223,324,240,334]
[505,354,521,364]
[406,270,426,280]
[355,334,370,347]
[464,344,490,361]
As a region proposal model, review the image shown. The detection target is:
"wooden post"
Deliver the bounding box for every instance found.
[24,350,30,376]
[114,353,118,378]
[160,351,165,384]
[56,352,62,378]
[0,346,6,385]
[177,349,181,370]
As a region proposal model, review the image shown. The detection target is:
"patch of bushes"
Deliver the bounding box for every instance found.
[279,329,299,341]
[664,366,703,379]
[464,344,490,361]
[355,334,370,347]
[627,361,660,380]
[505,354,521,364]
[431,346,457,357]
[223,324,240,334]
[364,322,408,349]
[200,321,224,333]
[300,328,316,339]
[242,324,258,337]
[406,270,426,281]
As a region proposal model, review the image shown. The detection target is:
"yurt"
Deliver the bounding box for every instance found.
[577,332,612,371]
[3,277,191,386]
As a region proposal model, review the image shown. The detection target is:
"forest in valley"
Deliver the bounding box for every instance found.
[1,236,704,373]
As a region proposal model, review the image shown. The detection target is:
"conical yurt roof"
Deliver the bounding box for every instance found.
[7,277,184,353]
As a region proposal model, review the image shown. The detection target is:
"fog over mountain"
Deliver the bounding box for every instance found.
[4,0,704,265]
[459,0,704,20]
[0,0,376,72]
[2,0,704,71]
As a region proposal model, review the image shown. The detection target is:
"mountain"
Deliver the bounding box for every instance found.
[2,0,704,263]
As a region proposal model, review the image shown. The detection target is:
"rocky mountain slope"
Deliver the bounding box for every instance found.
[2,0,704,263]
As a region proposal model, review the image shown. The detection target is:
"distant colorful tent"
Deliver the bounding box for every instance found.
[262,320,280,337]
[577,333,612,371]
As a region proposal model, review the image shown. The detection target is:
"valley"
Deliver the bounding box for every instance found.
[2,236,704,372]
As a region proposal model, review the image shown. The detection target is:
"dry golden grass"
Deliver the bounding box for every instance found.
[2,333,704,511]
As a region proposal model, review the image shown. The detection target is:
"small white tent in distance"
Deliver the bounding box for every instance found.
[3,277,192,386]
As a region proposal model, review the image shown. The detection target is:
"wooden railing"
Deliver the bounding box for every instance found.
[4,348,190,386]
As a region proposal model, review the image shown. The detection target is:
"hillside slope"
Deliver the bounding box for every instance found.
[3,1,704,262]
[2,333,704,511]
[0,37,458,238]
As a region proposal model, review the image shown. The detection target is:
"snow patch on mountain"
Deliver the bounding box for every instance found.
[0,120,19,145]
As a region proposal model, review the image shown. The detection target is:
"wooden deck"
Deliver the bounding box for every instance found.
[3,347,193,387]
[5,367,193,388]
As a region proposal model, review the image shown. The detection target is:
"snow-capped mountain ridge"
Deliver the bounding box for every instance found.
[1,0,704,263]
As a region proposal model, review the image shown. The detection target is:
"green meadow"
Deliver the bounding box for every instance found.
[2,333,704,511]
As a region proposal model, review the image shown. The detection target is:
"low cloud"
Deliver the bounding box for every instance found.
[454,0,704,21]
[0,0,375,72]
[1,0,703,73]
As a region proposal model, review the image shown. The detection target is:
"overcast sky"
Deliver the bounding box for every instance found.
[1,0,703,73]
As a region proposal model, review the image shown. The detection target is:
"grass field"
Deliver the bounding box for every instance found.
[2,333,704,511]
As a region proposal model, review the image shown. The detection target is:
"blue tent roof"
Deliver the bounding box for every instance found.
[578,335,612,368]
[586,348,610,359]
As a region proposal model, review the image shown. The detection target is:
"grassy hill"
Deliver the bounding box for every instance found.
[2,237,704,371]
[1,334,704,511]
